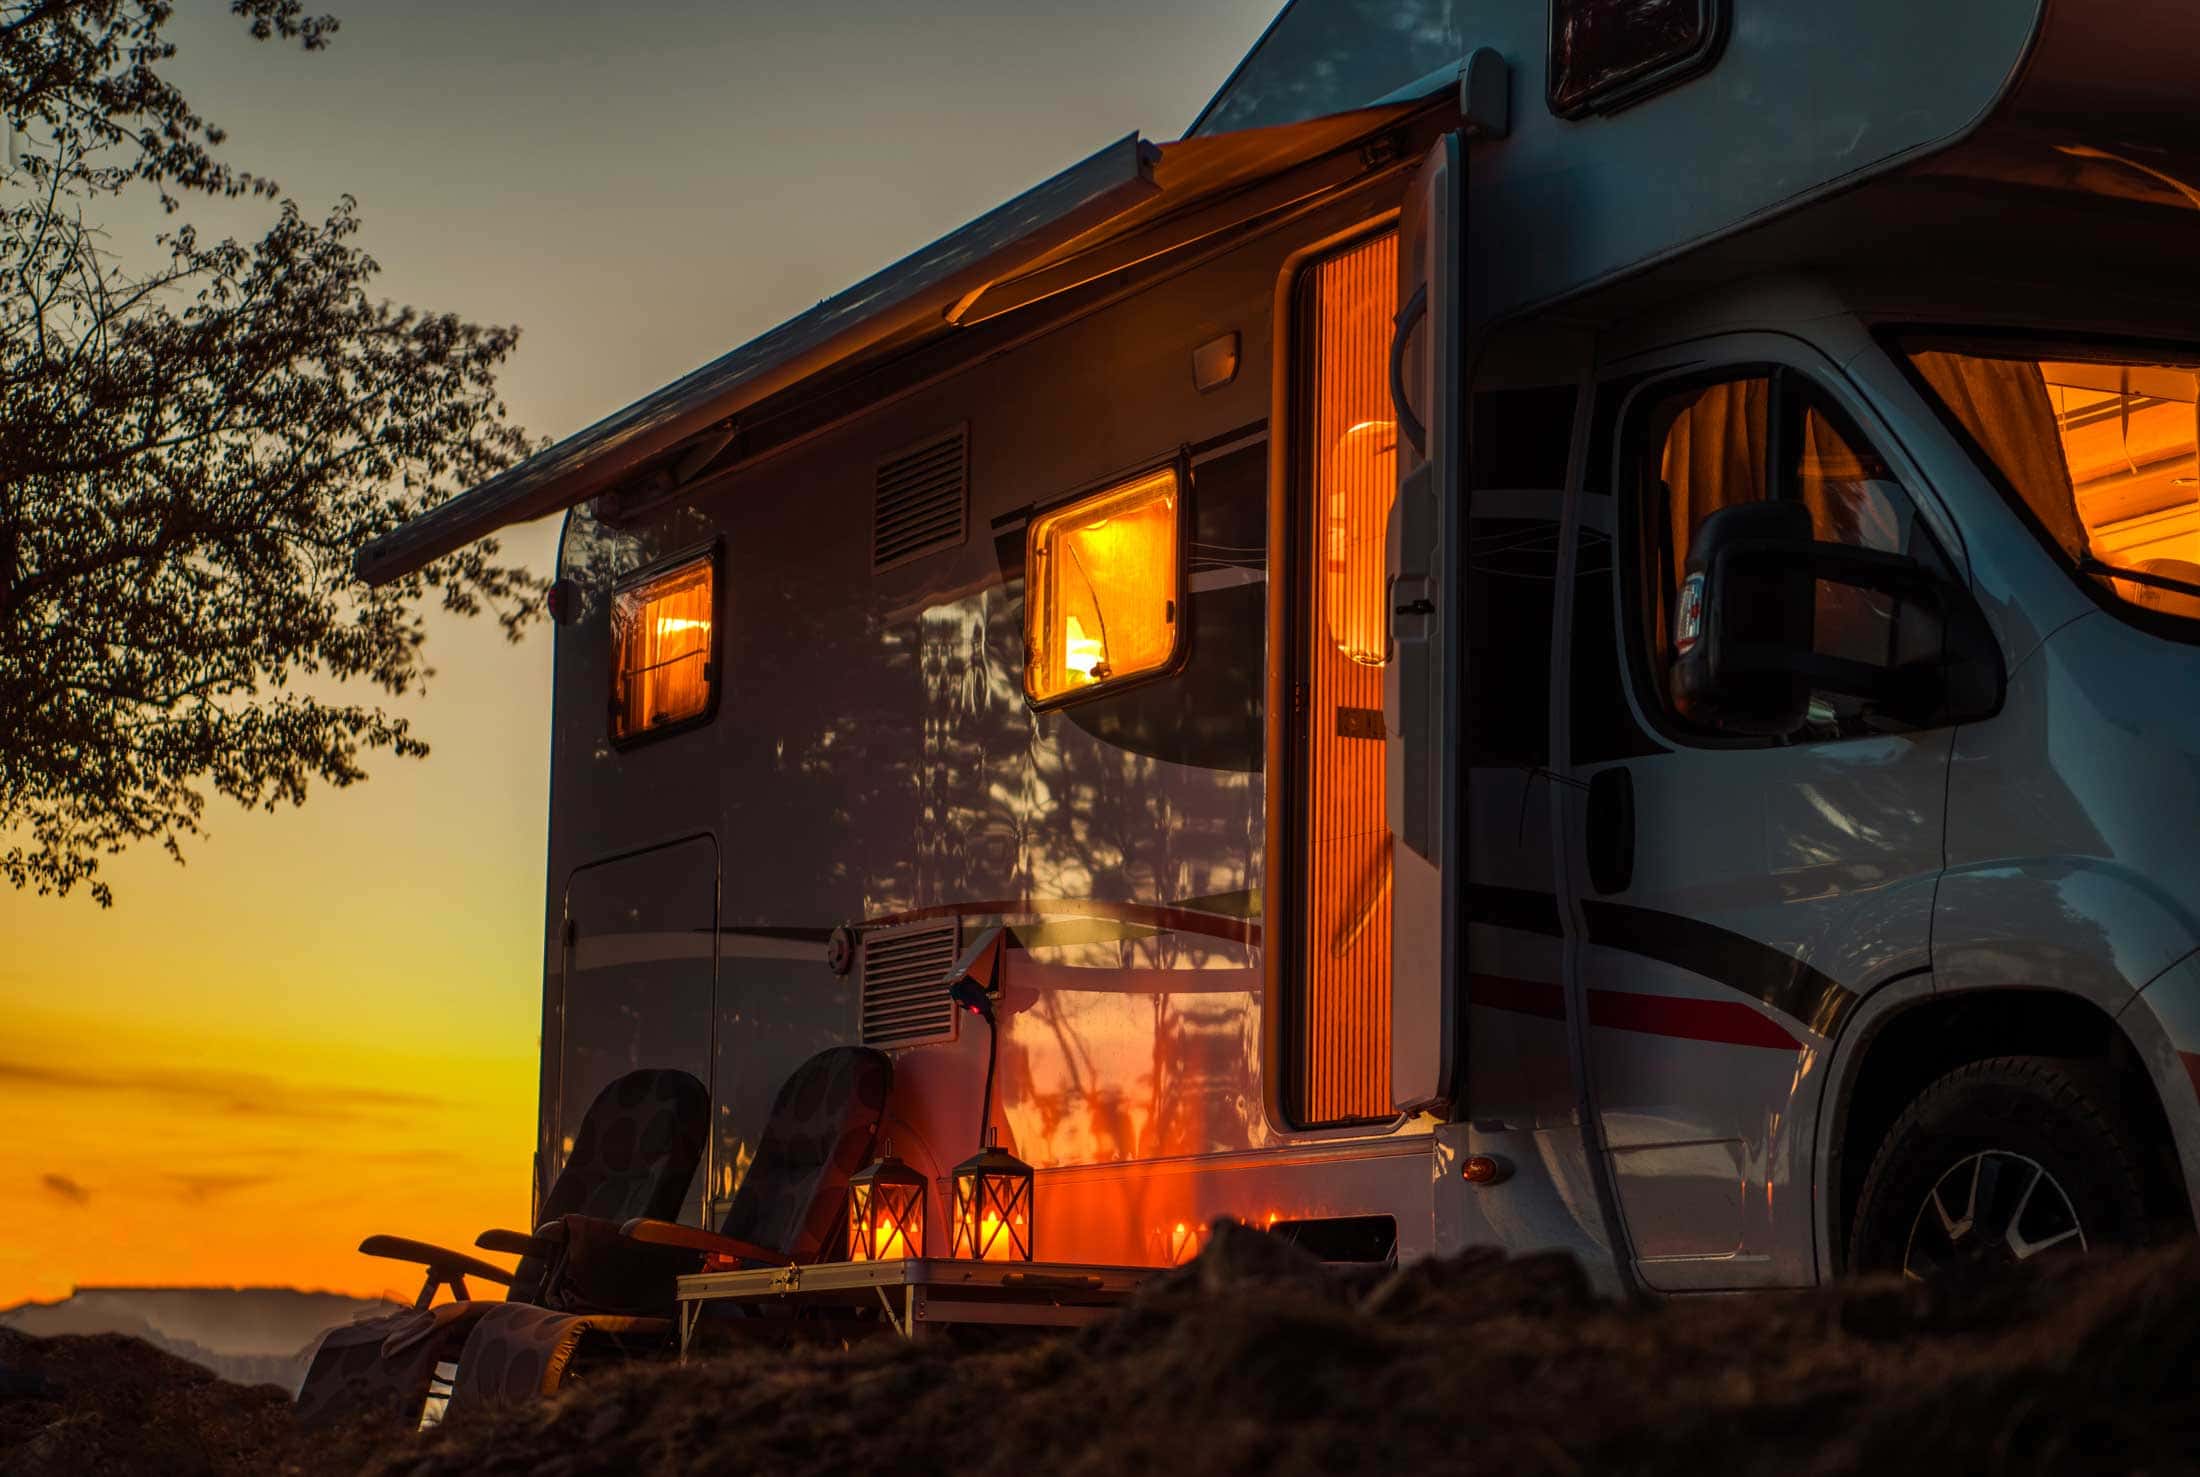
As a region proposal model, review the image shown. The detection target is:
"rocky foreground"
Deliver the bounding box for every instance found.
[5,1225,2197,1476]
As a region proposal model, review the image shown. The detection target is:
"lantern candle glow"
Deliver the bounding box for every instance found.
[950,1132,1034,1261]
[847,1153,926,1261]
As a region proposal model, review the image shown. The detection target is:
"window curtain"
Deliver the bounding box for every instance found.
[1911,351,2085,557]
[1647,378,1770,666]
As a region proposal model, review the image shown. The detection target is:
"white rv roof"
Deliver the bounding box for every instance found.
[353,95,1441,587]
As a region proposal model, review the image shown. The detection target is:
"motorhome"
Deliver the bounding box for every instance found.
[359,0,2200,1293]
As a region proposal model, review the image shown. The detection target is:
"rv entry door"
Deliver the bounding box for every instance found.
[1386,132,1463,1114]
[556,836,719,1229]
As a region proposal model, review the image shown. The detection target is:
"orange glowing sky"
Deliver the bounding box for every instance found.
[0,0,1280,1307]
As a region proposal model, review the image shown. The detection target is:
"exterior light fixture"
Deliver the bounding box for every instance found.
[1461,1154,1512,1186]
[943,927,1034,1260]
[1192,331,1240,392]
[847,1148,926,1261]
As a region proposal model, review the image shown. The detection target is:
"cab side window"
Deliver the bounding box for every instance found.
[1621,369,1941,740]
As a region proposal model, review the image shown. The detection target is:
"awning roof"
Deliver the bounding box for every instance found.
[354,94,1441,586]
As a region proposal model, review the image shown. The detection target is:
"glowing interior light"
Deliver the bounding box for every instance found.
[1325,418,1399,667]
[1023,467,1181,704]
[1063,615,1105,681]
[611,556,714,739]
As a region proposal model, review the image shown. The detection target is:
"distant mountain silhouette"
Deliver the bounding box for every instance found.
[0,1286,402,1393]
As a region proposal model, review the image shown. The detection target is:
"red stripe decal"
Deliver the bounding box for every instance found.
[1471,974,1568,1020]
[2181,1052,2200,1102]
[1588,989,1802,1051]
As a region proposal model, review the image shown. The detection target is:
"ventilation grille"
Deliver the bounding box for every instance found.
[859,919,960,1048]
[873,426,969,572]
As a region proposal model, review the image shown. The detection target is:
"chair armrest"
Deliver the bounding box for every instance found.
[475,1227,554,1258]
[358,1234,515,1286]
[619,1219,785,1264]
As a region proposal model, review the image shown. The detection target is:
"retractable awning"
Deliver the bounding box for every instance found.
[354,93,1445,586]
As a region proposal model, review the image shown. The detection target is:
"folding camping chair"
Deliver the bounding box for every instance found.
[293,1066,708,1427]
[443,1045,892,1408]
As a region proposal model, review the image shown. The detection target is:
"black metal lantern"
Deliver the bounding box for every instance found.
[847,1152,925,1261]
[950,1130,1034,1261]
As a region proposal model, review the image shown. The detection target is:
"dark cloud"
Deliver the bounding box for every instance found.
[40,1173,91,1206]
[169,1172,278,1204]
[0,1058,440,1121]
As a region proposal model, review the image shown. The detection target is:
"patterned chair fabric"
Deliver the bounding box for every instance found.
[293,1066,708,1428]
[447,1046,892,1412]
[511,1067,709,1302]
[290,1308,457,1428]
[440,1306,671,1405]
[719,1045,894,1264]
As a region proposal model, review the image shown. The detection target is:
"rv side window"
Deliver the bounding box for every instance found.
[1023,466,1184,706]
[1621,371,1939,740]
[610,550,717,742]
[1549,0,1728,119]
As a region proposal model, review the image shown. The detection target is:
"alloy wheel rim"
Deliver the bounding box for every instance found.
[1901,1149,2088,1282]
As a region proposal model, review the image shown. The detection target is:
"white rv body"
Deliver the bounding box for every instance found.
[362,0,2200,1291]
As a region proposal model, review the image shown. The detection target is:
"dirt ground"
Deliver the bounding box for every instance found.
[6,1224,2197,1476]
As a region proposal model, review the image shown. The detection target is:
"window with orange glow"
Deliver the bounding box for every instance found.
[1910,347,2200,625]
[1023,466,1183,705]
[611,554,715,740]
[1294,229,1398,1126]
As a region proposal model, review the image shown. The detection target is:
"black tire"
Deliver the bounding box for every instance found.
[1849,1055,2147,1278]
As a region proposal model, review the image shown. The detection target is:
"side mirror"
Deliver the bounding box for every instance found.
[1670,501,1815,735]
[1671,501,2004,738]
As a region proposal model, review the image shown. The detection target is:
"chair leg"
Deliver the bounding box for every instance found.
[417,1360,459,1431]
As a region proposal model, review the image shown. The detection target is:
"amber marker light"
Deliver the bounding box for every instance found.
[1462,1155,1511,1186]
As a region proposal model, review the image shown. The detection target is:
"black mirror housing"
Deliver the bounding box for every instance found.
[1670,501,1816,735]
[1670,502,2005,738]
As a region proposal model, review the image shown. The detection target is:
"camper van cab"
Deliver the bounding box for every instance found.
[361,0,2200,1293]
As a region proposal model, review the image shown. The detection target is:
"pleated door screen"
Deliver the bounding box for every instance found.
[1293,229,1399,1126]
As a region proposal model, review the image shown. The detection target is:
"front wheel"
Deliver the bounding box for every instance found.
[1849,1055,2147,1280]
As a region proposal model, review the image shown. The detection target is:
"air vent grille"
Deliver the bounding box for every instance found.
[859,919,960,1049]
[873,426,969,572]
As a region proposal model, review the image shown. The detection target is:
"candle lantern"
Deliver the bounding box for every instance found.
[847,1152,926,1261]
[950,1129,1034,1261]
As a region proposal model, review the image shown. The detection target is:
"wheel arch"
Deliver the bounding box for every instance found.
[1813,977,2191,1279]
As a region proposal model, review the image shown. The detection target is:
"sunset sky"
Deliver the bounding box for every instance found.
[0,0,1281,1307]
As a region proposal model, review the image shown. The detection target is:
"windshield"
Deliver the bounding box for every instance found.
[1905,343,2200,626]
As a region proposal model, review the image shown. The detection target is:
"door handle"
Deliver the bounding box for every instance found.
[1586,766,1634,895]
[1388,281,1429,457]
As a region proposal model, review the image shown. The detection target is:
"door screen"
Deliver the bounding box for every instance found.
[1293,229,1398,1125]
